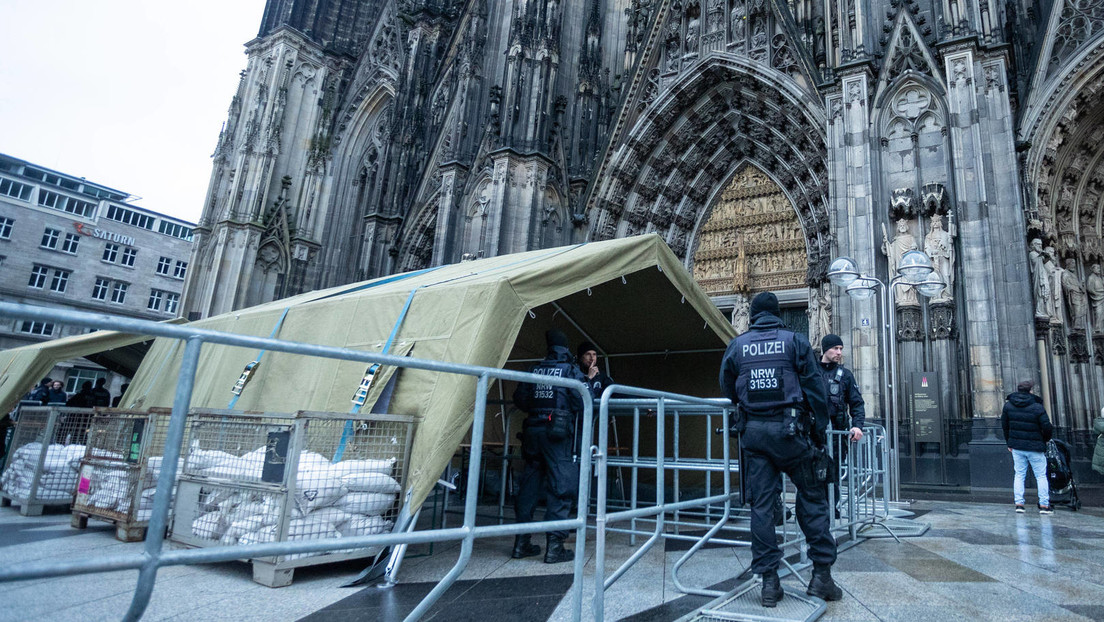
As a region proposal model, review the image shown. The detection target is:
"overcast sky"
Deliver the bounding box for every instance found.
[0,1,268,223]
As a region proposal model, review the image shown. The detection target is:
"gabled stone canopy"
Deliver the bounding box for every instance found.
[590,58,828,283]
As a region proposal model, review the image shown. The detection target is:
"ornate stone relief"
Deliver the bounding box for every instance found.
[1047,0,1104,80]
[929,301,955,340]
[897,306,923,341]
[1069,330,1090,363]
[691,165,807,296]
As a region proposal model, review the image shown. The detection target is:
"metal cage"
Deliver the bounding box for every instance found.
[169,409,415,587]
[0,406,96,516]
[70,408,181,541]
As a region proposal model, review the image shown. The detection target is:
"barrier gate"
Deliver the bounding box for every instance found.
[0,301,926,621]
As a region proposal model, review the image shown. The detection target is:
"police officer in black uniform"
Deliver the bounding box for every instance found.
[577,341,614,400]
[512,329,588,563]
[720,292,842,607]
[819,334,866,513]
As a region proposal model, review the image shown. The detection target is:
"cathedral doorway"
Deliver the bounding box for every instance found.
[691,164,810,334]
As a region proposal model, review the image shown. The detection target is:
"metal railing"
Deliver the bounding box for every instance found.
[0,301,594,622]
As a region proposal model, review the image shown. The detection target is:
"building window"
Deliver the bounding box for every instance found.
[61,233,80,254]
[164,292,180,314]
[92,277,110,300]
[37,189,96,218]
[19,321,54,336]
[159,220,193,241]
[0,216,13,239]
[66,368,106,393]
[147,289,164,311]
[111,282,129,304]
[105,204,154,229]
[173,260,188,279]
[41,228,60,249]
[156,256,172,275]
[103,243,119,263]
[49,269,70,293]
[0,176,32,201]
[121,247,137,267]
[28,265,49,288]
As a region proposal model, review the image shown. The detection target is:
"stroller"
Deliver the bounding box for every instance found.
[1045,439,1082,511]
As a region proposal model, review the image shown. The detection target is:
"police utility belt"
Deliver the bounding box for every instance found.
[745,406,803,420]
[526,409,573,441]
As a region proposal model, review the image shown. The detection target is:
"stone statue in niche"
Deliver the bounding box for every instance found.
[882,218,918,307]
[923,214,955,301]
[1045,245,1062,320]
[1028,238,1052,319]
[1063,258,1089,331]
[732,293,750,333]
[1087,263,1104,335]
[817,282,832,347]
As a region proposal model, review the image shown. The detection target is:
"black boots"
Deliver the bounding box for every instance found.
[760,570,784,607]
[543,536,573,564]
[806,563,843,601]
[511,535,540,559]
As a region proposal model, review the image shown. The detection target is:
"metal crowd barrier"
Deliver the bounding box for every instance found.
[826,425,896,540]
[0,301,594,622]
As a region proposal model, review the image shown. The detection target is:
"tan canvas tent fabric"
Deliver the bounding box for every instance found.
[0,324,182,415]
[119,234,736,511]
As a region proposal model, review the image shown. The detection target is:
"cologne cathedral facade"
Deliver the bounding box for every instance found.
[182,0,1104,479]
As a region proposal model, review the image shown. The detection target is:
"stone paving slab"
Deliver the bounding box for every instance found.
[2,499,1104,621]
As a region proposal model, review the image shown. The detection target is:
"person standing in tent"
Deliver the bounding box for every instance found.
[91,378,112,407]
[512,329,588,563]
[720,292,841,607]
[577,341,614,400]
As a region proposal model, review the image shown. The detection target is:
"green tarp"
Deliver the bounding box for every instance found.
[88,235,736,511]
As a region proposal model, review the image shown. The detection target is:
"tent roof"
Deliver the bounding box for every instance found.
[111,235,737,510]
[0,324,180,414]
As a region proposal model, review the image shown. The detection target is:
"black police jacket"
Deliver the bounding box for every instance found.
[720,311,829,437]
[513,346,587,416]
[818,361,866,431]
[1001,391,1053,452]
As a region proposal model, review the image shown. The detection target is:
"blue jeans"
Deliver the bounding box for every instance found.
[1011,449,1049,506]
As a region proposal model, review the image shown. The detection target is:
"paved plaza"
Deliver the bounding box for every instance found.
[2,498,1104,621]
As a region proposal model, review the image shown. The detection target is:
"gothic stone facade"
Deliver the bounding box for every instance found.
[183,0,1104,436]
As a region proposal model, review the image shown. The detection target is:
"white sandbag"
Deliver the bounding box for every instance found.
[304,506,353,530]
[296,451,335,473]
[293,476,347,514]
[199,456,262,481]
[339,472,401,494]
[336,492,395,516]
[88,447,124,460]
[191,510,228,540]
[330,457,396,477]
[339,515,394,538]
[222,514,269,543]
[184,445,236,472]
[239,525,277,546]
[287,516,336,540]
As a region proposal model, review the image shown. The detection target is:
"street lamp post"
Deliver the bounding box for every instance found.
[828,253,944,502]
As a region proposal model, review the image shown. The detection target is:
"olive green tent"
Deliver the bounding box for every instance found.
[0,321,186,415]
[118,234,736,511]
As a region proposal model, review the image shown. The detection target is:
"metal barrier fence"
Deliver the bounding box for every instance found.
[590,389,900,620]
[0,301,594,622]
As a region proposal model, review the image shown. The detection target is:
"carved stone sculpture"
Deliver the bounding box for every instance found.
[923,214,954,301]
[1044,245,1062,321]
[732,293,750,333]
[882,218,918,306]
[1063,258,1089,332]
[1028,238,1052,319]
[1089,264,1104,335]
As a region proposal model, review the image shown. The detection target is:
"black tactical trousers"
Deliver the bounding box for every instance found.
[742,419,838,573]
[515,419,579,539]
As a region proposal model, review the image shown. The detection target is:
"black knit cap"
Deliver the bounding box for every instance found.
[821,334,844,352]
[749,292,780,317]
[546,329,570,350]
[577,341,597,358]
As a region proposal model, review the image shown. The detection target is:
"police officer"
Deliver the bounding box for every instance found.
[819,334,866,513]
[512,329,588,563]
[577,341,614,400]
[720,292,842,607]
